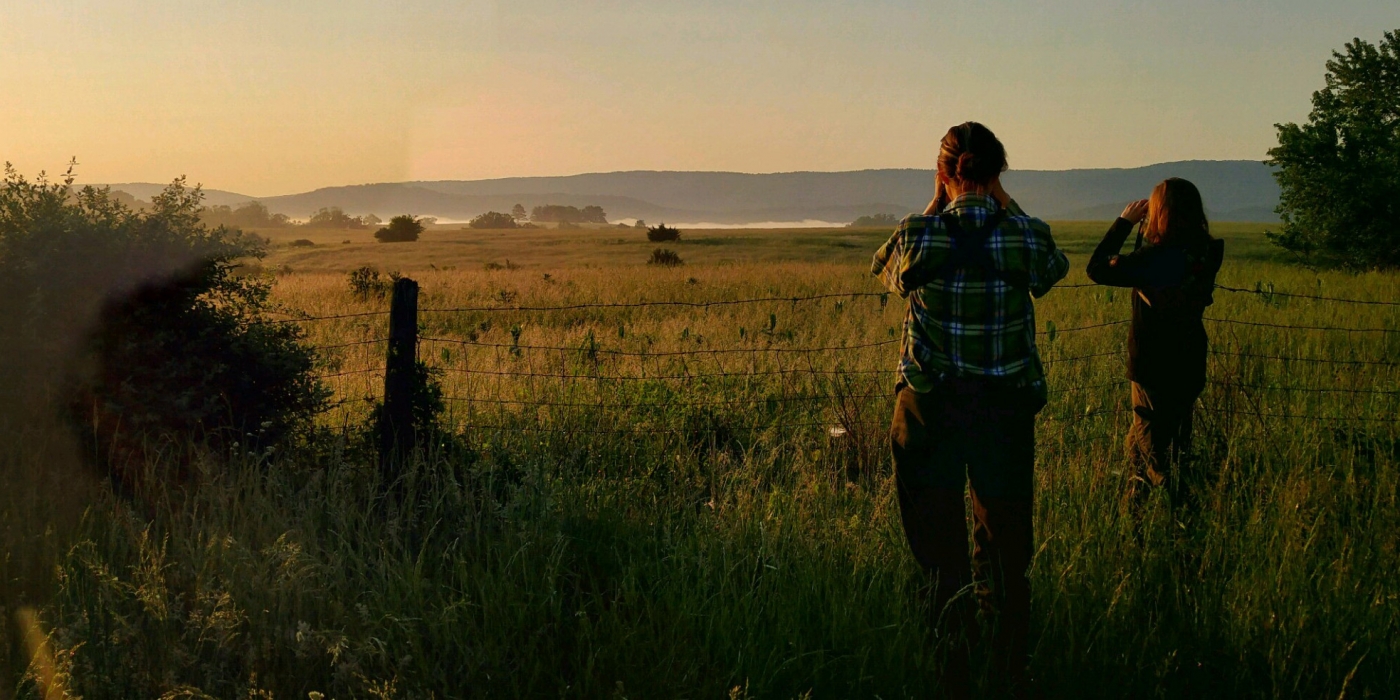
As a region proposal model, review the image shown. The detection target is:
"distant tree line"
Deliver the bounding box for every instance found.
[304,207,382,229]
[201,201,293,228]
[531,204,608,224]
[463,203,613,230]
[848,213,900,228]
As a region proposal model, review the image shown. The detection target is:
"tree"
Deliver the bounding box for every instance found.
[1268,30,1400,268]
[375,215,424,242]
[305,206,362,229]
[469,211,518,229]
[203,201,292,229]
[511,204,527,222]
[362,213,382,227]
[634,219,647,229]
[580,205,608,224]
[646,223,681,242]
[530,204,608,224]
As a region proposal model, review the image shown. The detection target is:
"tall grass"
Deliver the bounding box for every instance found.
[4,254,1398,698]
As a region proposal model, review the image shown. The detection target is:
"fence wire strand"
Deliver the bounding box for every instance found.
[307,282,1400,440]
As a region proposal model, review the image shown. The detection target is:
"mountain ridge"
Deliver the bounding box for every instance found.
[98,160,1280,224]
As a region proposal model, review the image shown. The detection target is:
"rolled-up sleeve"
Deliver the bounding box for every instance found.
[872,222,909,296]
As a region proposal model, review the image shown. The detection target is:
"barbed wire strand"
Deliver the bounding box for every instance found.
[1210,350,1399,368]
[1206,317,1399,334]
[1215,284,1400,307]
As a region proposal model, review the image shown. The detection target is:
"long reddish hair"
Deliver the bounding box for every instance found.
[1144,178,1211,246]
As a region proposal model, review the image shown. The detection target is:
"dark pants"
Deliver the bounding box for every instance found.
[890,381,1037,692]
[1126,381,1199,501]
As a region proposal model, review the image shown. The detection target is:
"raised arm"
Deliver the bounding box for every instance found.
[1085,218,1141,287]
[871,220,909,296]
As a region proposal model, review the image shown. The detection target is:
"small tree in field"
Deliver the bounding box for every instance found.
[375,215,423,243]
[1268,30,1400,268]
[511,203,527,222]
[646,223,681,242]
[469,211,518,229]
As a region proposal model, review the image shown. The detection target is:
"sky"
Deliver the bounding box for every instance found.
[1,0,1396,197]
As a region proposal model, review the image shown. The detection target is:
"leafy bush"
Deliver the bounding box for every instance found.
[1268,30,1400,268]
[348,265,393,300]
[375,215,423,243]
[646,223,682,242]
[0,166,326,484]
[289,238,315,247]
[469,211,518,229]
[648,248,684,267]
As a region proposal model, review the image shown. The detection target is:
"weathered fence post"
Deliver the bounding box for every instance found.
[379,277,420,481]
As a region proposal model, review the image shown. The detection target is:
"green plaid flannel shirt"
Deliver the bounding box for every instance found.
[872,193,1070,400]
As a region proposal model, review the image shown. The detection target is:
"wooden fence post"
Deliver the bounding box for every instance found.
[379,277,420,480]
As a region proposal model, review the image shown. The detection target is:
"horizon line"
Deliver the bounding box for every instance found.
[90,158,1271,199]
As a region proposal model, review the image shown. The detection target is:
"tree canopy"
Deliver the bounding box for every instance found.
[1268,30,1400,268]
[375,215,424,242]
[305,206,365,229]
[469,211,518,229]
[530,204,608,224]
[202,200,292,228]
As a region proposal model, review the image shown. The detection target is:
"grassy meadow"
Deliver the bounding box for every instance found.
[3,222,1399,698]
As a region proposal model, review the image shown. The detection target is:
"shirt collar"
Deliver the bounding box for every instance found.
[948,192,999,213]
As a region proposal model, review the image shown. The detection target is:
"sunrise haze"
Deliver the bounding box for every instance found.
[2,0,1396,196]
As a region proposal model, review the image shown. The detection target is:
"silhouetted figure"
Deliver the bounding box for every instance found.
[873,122,1070,698]
[1087,178,1225,507]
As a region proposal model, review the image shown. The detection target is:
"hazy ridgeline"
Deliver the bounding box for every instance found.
[3,229,1399,698]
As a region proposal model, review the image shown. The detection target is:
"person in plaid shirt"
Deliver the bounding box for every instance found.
[872,122,1068,699]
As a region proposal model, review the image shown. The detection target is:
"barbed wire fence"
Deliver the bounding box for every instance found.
[270,278,1400,474]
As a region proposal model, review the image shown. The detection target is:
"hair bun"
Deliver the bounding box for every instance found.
[956,152,979,182]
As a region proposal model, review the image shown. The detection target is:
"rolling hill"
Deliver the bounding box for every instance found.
[99,160,1280,225]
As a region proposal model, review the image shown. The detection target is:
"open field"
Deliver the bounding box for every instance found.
[4,223,1399,698]
[249,221,1290,273]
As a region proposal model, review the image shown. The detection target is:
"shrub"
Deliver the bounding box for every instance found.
[348,265,392,299]
[648,248,684,267]
[0,167,327,485]
[469,211,518,229]
[375,215,423,243]
[289,238,315,247]
[646,223,681,242]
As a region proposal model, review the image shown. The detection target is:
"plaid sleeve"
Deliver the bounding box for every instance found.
[872,219,911,296]
[1025,218,1070,298]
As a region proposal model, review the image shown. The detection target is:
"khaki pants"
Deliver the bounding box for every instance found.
[1126,381,1199,500]
[889,380,1037,693]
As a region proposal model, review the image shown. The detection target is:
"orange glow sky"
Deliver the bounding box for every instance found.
[2,0,1396,196]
